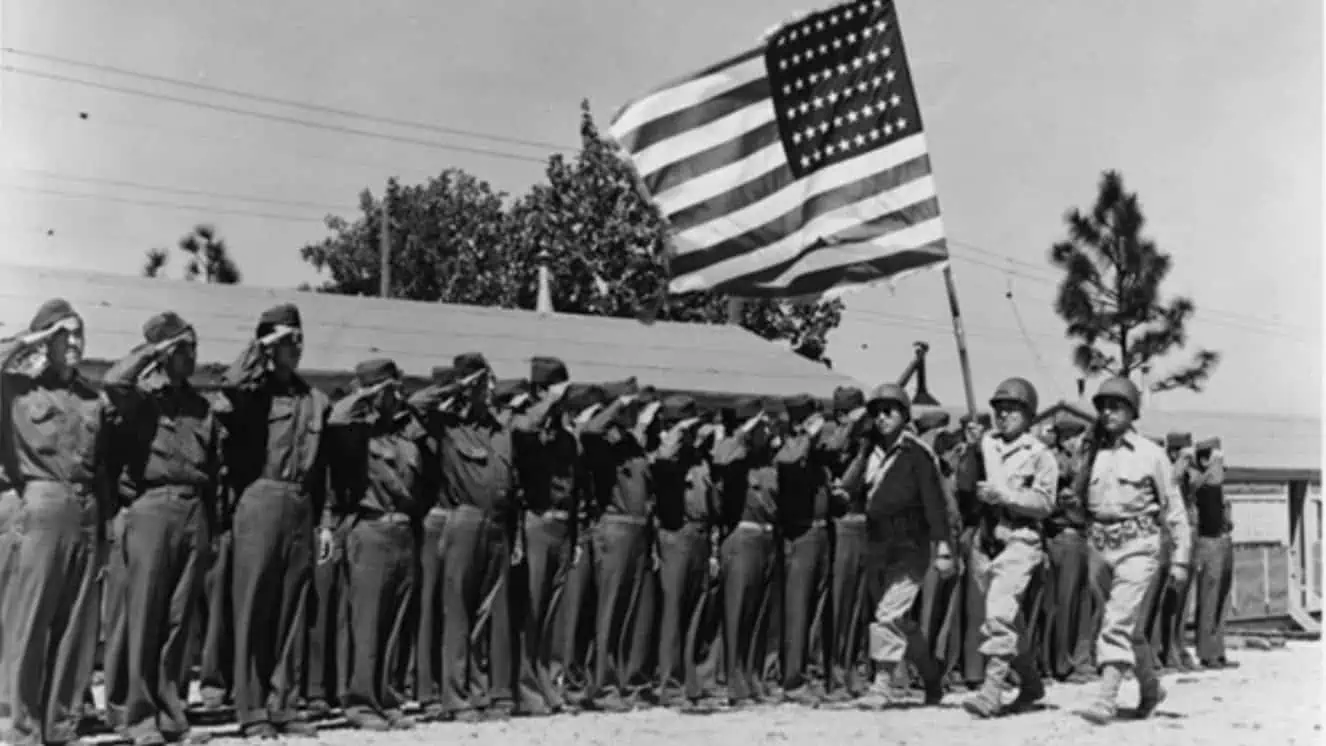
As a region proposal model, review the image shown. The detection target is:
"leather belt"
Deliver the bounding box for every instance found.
[736,520,775,533]
[358,509,412,525]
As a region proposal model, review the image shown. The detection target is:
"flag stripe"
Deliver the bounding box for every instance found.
[717,243,949,298]
[609,54,767,143]
[741,211,945,288]
[630,100,775,178]
[671,135,931,260]
[669,174,938,288]
[645,121,783,199]
[616,76,771,156]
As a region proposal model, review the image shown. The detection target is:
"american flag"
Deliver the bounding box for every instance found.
[609,0,948,299]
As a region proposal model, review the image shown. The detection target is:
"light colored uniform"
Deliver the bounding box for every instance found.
[972,431,1058,658]
[1084,430,1192,667]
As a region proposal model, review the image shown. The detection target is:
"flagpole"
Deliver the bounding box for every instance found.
[941,264,979,417]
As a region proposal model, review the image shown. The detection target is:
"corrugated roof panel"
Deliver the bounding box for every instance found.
[0,264,863,398]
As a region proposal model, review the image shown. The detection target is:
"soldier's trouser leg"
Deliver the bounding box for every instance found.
[414,509,448,712]
[438,507,494,717]
[0,488,22,727]
[482,523,515,711]
[655,524,706,705]
[304,520,344,710]
[781,523,830,697]
[1084,531,1162,721]
[858,538,929,709]
[341,518,414,725]
[100,513,128,731]
[585,516,648,709]
[720,524,775,704]
[230,481,313,729]
[124,490,209,742]
[827,517,868,697]
[1159,561,1194,668]
[549,529,594,699]
[622,554,657,701]
[516,512,570,714]
[198,530,232,707]
[8,484,102,746]
[1046,528,1091,679]
[961,537,992,683]
[682,540,723,703]
[1194,536,1231,664]
[966,539,1043,715]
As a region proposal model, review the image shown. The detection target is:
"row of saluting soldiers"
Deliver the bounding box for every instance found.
[0,298,1233,745]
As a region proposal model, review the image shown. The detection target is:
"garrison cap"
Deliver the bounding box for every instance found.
[733,396,763,421]
[29,298,80,333]
[1053,420,1088,438]
[660,394,699,426]
[832,386,865,414]
[254,303,302,338]
[494,378,527,405]
[354,358,399,388]
[1166,432,1193,450]
[785,394,817,424]
[638,385,661,406]
[915,409,951,433]
[431,366,457,386]
[142,311,192,345]
[567,384,607,414]
[453,352,489,377]
[1197,437,1222,451]
[601,377,639,400]
[531,356,569,387]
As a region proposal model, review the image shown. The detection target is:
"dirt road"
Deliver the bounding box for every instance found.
[148,642,1326,746]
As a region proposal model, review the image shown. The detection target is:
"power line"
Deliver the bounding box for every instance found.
[3,47,576,153]
[9,168,347,213]
[1,65,551,166]
[0,184,326,224]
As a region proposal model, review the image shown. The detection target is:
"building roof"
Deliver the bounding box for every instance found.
[1035,400,1321,482]
[0,264,864,399]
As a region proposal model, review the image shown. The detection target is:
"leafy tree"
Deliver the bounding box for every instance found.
[1050,170,1219,392]
[142,224,242,284]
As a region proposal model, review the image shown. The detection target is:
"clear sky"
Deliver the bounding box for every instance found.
[1,0,1320,416]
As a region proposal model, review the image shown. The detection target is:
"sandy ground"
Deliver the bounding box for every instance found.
[98,642,1322,746]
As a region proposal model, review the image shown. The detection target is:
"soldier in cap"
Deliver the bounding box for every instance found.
[322,358,433,731]
[834,383,953,710]
[508,356,579,715]
[1075,376,1191,725]
[410,366,457,719]
[1155,432,1198,671]
[1042,419,1097,682]
[816,386,872,701]
[0,375,18,738]
[216,303,327,738]
[99,312,220,745]
[772,394,834,704]
[709,397,782,707]
[1,300,106,746]
[961,378,1058,718]
[648,394,716,707]
[579,379,662,712]
[1189,437,1233,669]
[407,352,516,722]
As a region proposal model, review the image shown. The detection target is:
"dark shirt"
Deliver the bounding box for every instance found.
[841,432,949,543]
[324,389,434,522]
[509,395,578,513]
[0,337,105,488]
[581,401,652,518]
[651,433,717,530]
[711,434,779,527]
[1047,442,1088,530]
[774,431,831,527]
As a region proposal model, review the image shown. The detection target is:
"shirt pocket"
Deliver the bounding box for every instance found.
[23,398,65,454]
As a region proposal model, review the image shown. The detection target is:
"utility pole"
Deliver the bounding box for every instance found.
[379,185,391,298]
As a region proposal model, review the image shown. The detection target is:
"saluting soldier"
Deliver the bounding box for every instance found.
[1156,432,1198,671]
[962,378,1058,718]
[411,365,457,720]
[772,395,833,705]
[508,357,578,716]
[101,312,220,745]
[649,395,717,708]
[411,353,516,723]
[1042,419,1097,682]
[579,383,660,712]
[1,300,107,746]
[217,303,328,739]
[323,359,431,731]
[0,383,18,737]
[1076,377,1191,725]
[836,383,953,710]
[1189,438,1233,669]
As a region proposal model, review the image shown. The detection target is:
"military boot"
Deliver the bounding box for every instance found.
[1008,654,1046,711]
[962,656,1010,718]
[1078,663,1125,725]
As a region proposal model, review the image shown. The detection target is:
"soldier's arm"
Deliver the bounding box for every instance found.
[218,341,269,430]
[582,398,627,439]
[914,447,953,545]
[509,393,560,434]
[838,441,870,497]
[995,448,1059,520]
[321,395,362,531]
[101,343,161,421]
[1155,452,1193,567]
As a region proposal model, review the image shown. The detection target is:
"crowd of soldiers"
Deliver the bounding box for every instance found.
[0,298,1235,746]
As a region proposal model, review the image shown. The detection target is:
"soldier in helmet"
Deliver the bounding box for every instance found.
[1076,377,1191,725]
[835,383,953,710]
[961,378,1058,718]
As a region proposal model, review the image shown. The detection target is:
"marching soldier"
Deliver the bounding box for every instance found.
[711,398,781,708]
[1,300,106,746]
[580,383,660,712]
[101,313,221,745]
[217,304,328,739]
[836,383,953,710]
[1076,377,1191,725]
[1042,419,1097,682]
[323,359,431,731]
[962,378,1058,718]
[509,357,578,716]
